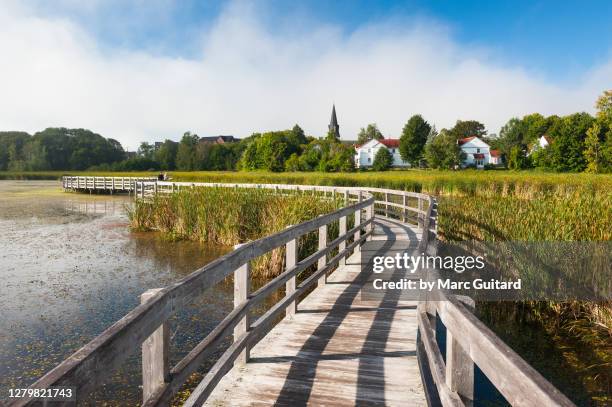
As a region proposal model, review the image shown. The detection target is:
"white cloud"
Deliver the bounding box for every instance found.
[0,0,610,150]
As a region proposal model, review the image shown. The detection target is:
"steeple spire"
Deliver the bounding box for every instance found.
[328,104,340,139]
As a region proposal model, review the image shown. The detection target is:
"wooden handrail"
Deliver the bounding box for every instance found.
[416,196,575,406]
[418,287,575,407]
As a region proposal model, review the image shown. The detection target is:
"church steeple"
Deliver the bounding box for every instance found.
[328,104,340,139]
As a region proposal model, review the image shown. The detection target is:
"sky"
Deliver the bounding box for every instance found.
[1,0,611,150]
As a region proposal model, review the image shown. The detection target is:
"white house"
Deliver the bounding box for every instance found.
[457,136,502,168]
[490,149,502,165]
[354,138,409,168]
[528,135,552,155]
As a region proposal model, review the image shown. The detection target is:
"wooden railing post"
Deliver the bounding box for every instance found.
[317,222,328,287]
[384,192,389,217]
[418,197,424,229]
[444,300,475,404]
[430,197,437,235]
[339,214,347,266]
[354,191,362,253]
[141,288,169,402]
[367,200,374,240]
[402,193,407,223]
[233,244,250,364]
[285,228,297,317]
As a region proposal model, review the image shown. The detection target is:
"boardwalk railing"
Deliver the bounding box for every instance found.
[136,180,433,231]
[13,178,573,406]
[415,196,574,406]
[62,176,158,193]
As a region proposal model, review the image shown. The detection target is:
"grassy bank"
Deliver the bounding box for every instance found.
[129,187,342,279]
[4,169,611,196]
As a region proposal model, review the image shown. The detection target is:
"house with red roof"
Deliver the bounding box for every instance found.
[457,136,502,168]
[354,138,409,168]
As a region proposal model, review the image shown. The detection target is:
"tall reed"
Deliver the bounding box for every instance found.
[128,187,341,279]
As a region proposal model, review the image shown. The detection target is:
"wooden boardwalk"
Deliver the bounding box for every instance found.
[205,218,426,406]
[14,179,575,407]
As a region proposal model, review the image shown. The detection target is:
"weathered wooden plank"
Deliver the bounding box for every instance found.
[141,289,169,403]
[285,232,297,317]
[338,215,347,266]
[233,244,250,365]
[445,330,474,403]
[317,222,328,287]
[417,309,463,407]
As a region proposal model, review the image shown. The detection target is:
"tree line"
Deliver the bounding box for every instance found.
[0,128,124,171]
[392,90,611,173]
[1,90,610,173]
[109,125,354,172]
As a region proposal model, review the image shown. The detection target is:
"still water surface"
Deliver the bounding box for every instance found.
[0,181,233,405]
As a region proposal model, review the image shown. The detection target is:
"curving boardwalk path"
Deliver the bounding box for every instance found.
[18,178,573,407]
[205,218,426,406]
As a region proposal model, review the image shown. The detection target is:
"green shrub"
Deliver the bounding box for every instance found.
[372,148,393,171]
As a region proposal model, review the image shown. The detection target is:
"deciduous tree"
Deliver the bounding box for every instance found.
[356,123,383,145]
[176,132,199,171]
[447,120,487,140]
[399,115,431,166]
[424,130,463,169]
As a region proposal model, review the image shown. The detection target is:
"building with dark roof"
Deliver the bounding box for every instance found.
[199,135,239,144]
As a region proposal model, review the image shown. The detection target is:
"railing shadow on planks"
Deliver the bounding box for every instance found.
[12,177,574,407]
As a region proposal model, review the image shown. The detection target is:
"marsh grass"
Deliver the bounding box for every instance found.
[5,169,611,196]
[128,187,342,279]
[437,189,612,404]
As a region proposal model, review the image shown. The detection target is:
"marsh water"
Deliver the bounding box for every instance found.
[0,180,236,405]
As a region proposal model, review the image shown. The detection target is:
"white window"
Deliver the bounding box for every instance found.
[368,157,371,163]
[476,148,480,153]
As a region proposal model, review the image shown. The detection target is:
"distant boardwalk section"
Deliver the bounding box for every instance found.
[62,175,157,194]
